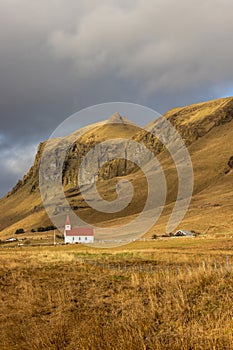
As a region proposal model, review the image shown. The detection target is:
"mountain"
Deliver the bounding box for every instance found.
[0,97,233,238]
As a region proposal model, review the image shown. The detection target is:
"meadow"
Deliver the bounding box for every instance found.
[0,236,233,350]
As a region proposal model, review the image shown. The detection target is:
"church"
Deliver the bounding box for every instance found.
[64,216,94,244]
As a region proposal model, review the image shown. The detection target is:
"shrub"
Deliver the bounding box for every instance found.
[15,228,25,234]
[46,225,57,231]
[37,226,57,232]
[37,227,45,232]
[56,234,64,239]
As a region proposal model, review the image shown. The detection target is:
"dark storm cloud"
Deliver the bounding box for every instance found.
[0,0,233,196]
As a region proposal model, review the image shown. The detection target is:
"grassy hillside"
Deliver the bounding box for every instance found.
[0,97,233,239]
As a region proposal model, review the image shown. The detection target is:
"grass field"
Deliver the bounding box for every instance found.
[0,237,233,350]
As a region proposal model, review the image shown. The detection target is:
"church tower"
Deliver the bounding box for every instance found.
[65,215,71,231]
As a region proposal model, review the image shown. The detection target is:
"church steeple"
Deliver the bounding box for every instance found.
[65,215,71,231]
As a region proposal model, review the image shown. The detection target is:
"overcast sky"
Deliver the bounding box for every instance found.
[0,0,233,197]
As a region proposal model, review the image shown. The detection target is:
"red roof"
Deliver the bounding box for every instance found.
[65,215,71,225]
[65,228,94,236]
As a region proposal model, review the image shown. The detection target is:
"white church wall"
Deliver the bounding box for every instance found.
[64,235,94,244]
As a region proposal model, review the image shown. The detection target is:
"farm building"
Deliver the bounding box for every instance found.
[174,230,194,237]
[5,237,17,242]
[64,216,94,244]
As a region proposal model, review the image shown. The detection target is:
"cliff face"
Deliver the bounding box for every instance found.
[7,141,45,196]
[7,98,233,196]
[1,97,233,236]
[56,97,233,188]
[135,97,233,153]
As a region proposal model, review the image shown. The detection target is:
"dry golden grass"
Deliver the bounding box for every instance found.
[0,241,233,350]
[163,96,231,125]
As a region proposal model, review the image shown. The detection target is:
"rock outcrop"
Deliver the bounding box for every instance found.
[7,97,233,196]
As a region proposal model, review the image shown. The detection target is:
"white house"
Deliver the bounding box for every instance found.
[174,230,194,237]
[64,216,94,244]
